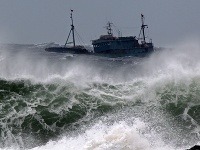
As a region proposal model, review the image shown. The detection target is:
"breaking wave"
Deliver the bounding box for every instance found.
[0,40,200,149]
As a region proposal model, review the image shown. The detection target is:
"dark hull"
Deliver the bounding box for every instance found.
[45,46,154,58]
[91,47,154,57]
[45,46,90,54]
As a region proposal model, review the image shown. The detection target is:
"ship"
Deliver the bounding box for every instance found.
[45,10,90,54]
[45,11,154,57]
[92,14,154,57]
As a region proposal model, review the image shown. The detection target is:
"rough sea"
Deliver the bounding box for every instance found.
[0,41,200,150]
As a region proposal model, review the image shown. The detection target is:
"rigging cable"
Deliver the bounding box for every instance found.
[74,29,87,49]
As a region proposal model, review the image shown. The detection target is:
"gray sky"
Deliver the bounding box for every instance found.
[0,0,199,47]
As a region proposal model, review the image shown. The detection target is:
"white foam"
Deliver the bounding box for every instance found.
[28,120,178,150]
[1,40,200,150]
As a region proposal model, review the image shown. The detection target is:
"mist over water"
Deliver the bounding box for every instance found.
[0,40,200,150]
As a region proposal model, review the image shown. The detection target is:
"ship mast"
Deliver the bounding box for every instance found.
[140,14,148,43]
[65,10,76,47]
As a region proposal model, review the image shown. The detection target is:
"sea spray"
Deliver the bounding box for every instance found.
[0,41,200,149]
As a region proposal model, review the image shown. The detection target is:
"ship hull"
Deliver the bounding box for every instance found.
[45,46,154,58]
[91,47,154,57]
[45,46,90,54]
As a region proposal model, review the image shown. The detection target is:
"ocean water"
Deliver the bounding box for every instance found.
[0,41,200,150]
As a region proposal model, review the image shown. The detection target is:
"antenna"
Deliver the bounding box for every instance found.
[65,9,76,47]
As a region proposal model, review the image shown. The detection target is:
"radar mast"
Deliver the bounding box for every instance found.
[139,14,148,43]
[106,22,113,36]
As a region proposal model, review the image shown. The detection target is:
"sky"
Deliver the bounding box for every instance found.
[0,0,199,47]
